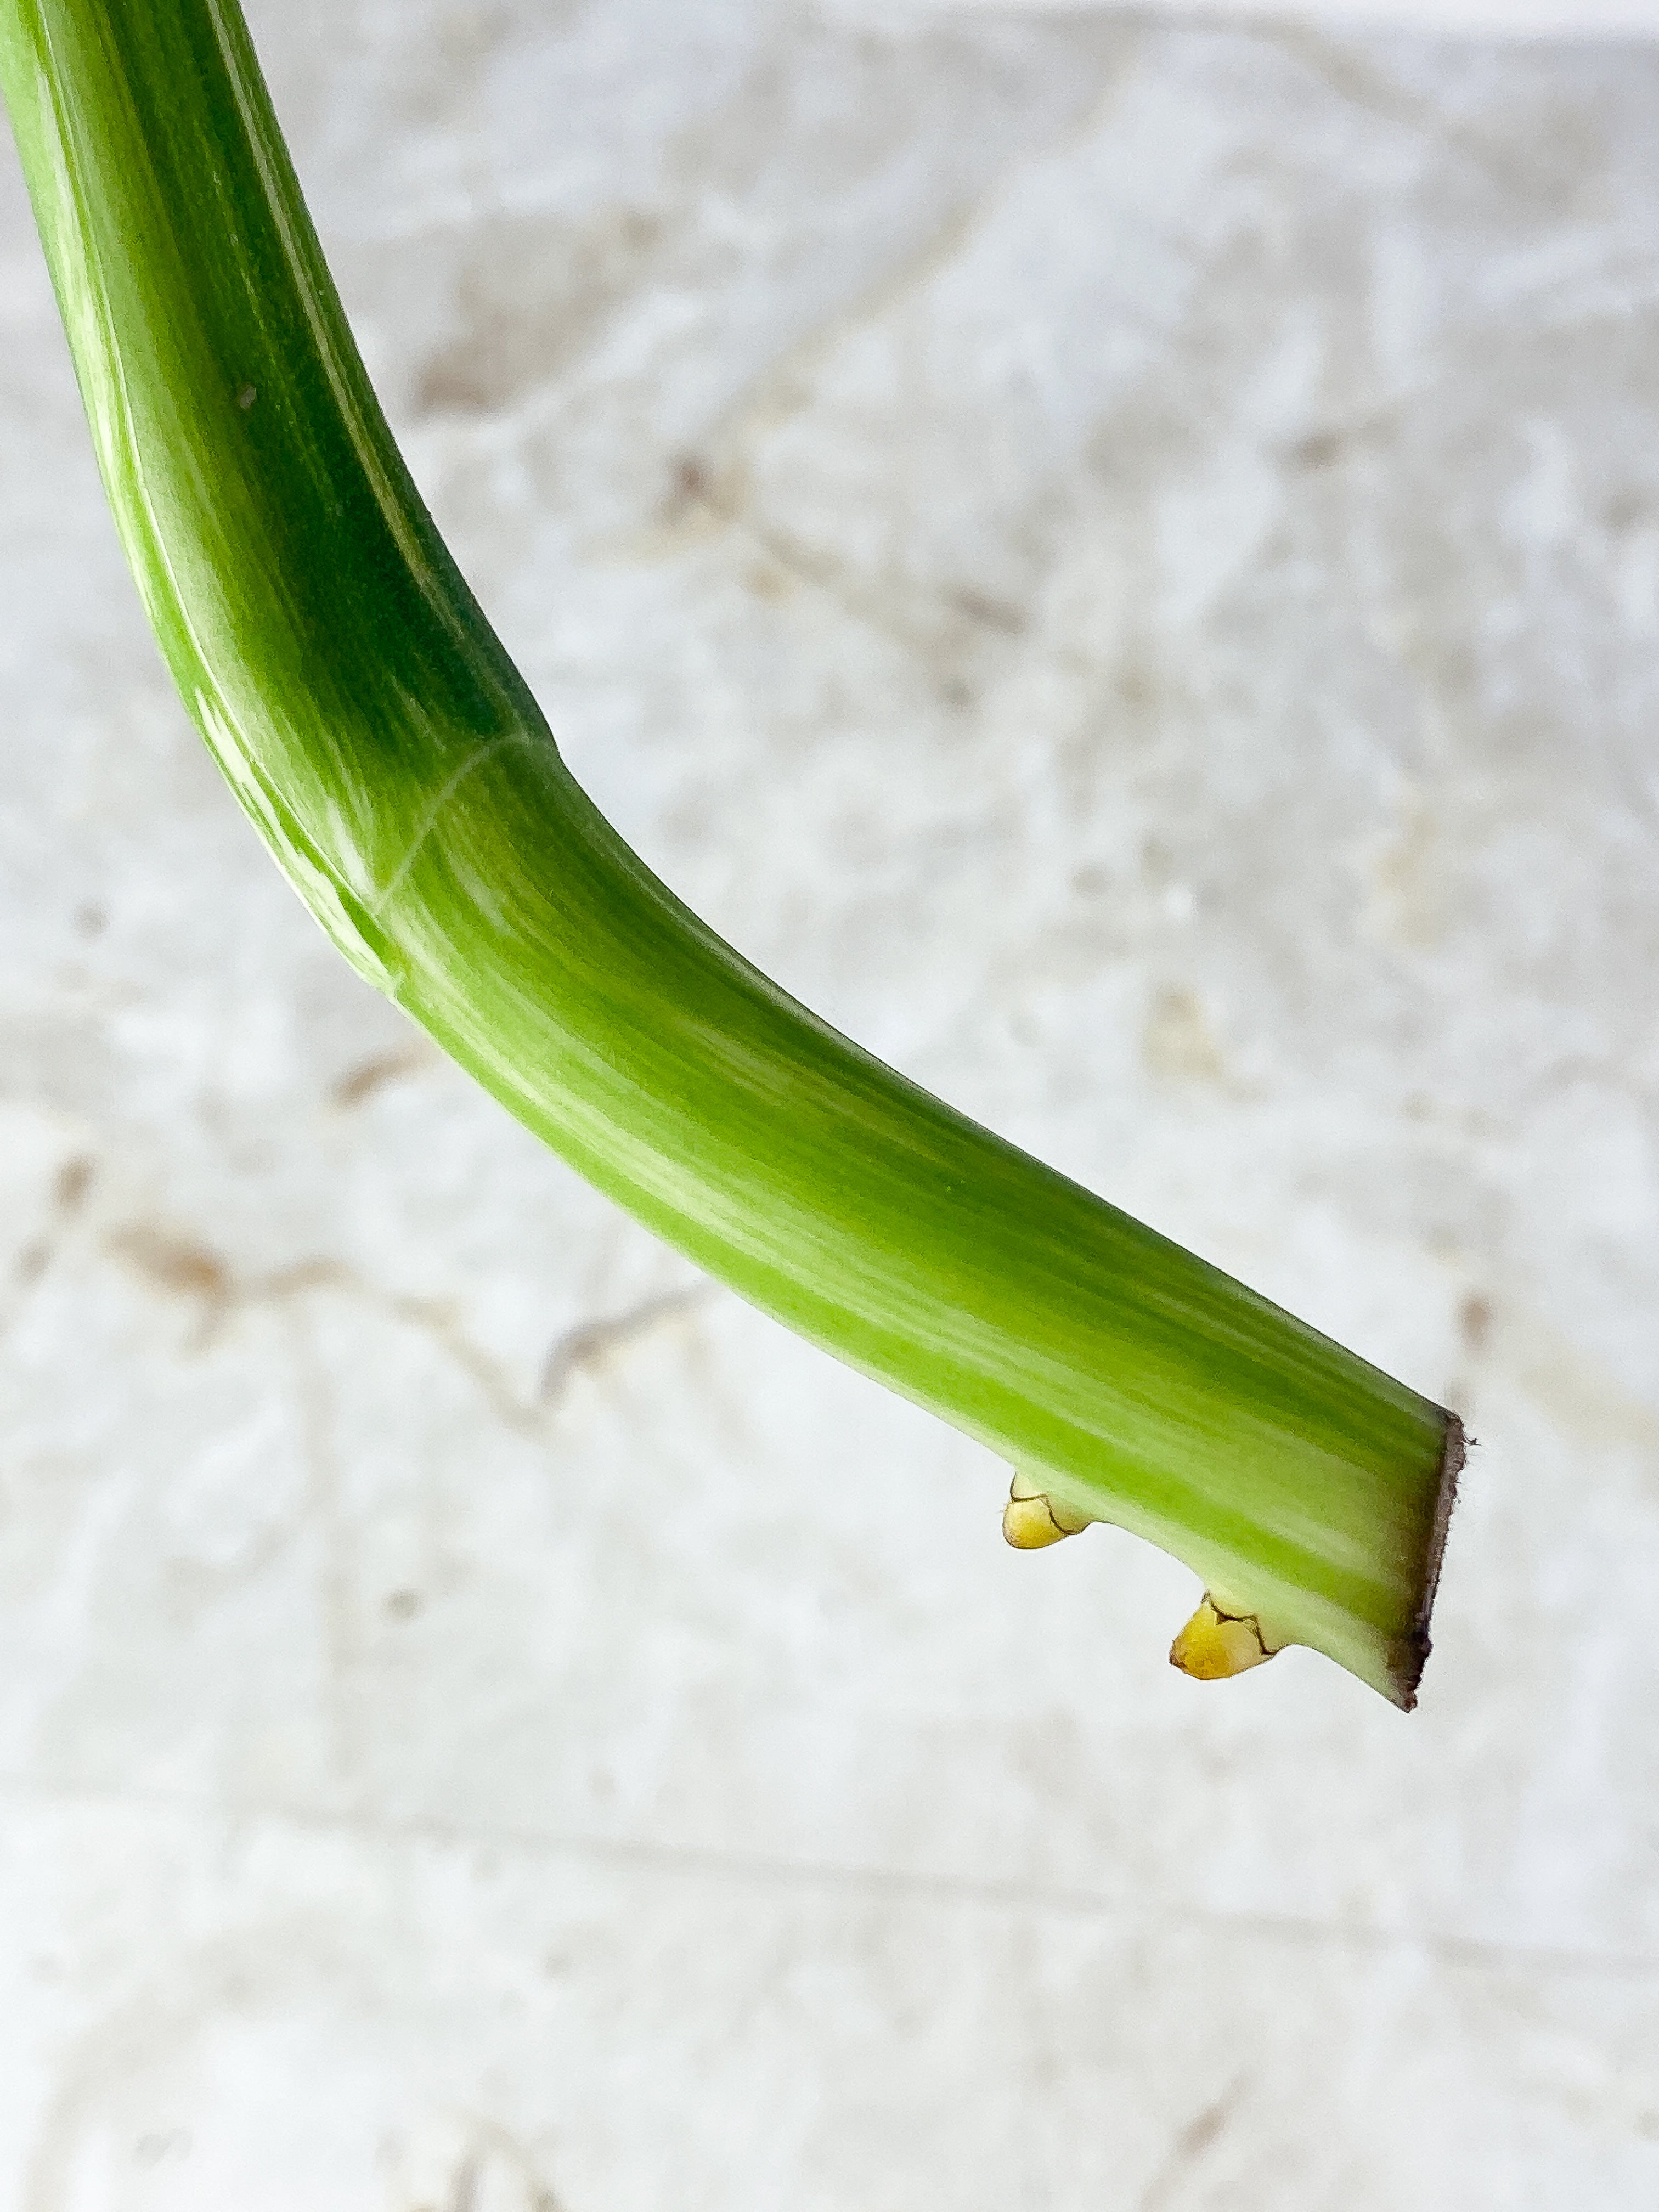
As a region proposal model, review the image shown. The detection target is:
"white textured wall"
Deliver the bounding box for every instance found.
[973,1,1659,27]
[4,3,1659,2207]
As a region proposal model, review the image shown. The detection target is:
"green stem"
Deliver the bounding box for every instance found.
[0,0,1460,1705]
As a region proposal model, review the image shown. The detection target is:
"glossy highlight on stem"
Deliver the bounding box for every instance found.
[0,0,1462,1706]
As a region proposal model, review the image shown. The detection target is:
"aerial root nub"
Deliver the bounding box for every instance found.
[1169,1592,1286,1681]
[1002,1469,1093,1549]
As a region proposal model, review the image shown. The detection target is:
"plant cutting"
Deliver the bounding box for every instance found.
[0,0,1462,1707]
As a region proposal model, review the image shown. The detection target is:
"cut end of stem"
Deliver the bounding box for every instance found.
[1390,1407,1468,1712]
[1168,1408,1467,1705]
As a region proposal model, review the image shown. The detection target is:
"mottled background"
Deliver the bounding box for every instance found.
[4,2,1659,2205]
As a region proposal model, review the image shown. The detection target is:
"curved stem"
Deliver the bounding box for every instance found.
[0,0,1460,1705]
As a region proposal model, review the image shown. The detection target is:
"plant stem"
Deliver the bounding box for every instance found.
[0,0,1462,1706]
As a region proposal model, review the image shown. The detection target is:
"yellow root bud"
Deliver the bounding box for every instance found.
[1002,1470,1093,1550]
[1170,1593,1285,1681]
